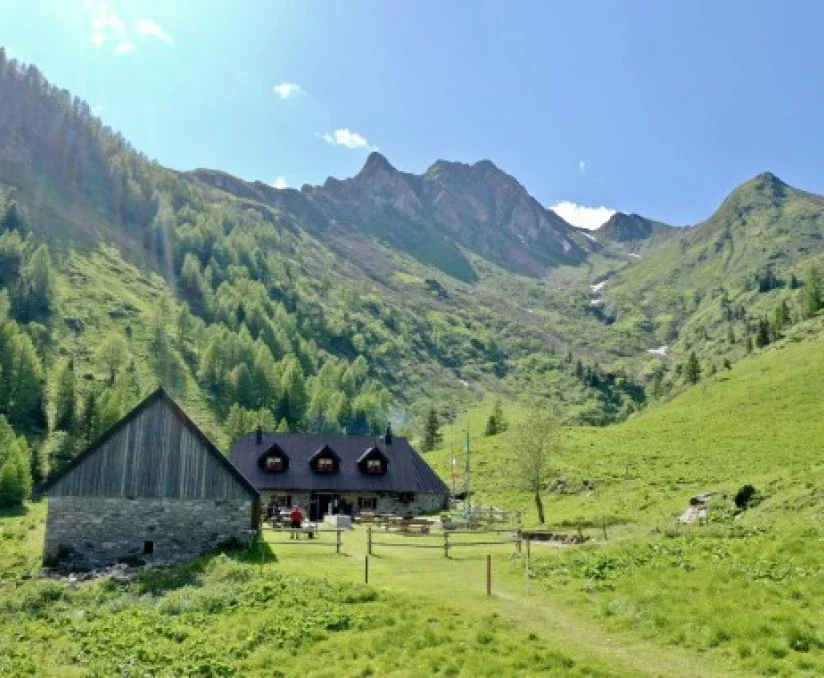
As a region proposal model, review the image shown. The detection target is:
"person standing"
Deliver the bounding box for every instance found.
[289,505,303,539]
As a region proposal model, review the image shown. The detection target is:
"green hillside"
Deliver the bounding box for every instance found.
[430,322,824,674]
[0,50,652,500]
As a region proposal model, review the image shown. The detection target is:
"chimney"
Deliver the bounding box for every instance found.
[255,425,263,446]
[384,423,393,446]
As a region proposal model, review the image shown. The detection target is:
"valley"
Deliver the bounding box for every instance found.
[0,41,823,678]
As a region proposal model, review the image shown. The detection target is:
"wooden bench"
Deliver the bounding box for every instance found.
[385,519,432,534]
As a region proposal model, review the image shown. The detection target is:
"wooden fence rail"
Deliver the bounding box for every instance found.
[366,526,521,558]
[264,526,344,553]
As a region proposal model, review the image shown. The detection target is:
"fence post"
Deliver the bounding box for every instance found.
[525,540,530,596]
[516,530,522,554]
[367,526,373,556]
[336,528,342,554]
[444,531,450,558]
[486,554,492,597]
[365,555,369,584]
[602,518,607,541]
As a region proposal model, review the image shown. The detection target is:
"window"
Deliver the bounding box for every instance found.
[359,497,377,511]
[317,457,335,473]
[143,540,154,555]
[264,456,284,472]
[397,492,414,504]
[366,458,384,475]
[258,446,289,473]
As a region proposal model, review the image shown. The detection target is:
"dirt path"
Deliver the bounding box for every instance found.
[267,529,739,678]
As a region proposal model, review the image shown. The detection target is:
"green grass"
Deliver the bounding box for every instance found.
[426,328,824,675]
[1,504,733,677]
[4,316,824,677]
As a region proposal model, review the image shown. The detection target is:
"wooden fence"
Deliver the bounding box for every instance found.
[262,525,344,553]
[366,526,522,558]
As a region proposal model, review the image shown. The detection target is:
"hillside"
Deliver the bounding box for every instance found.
[429,321,824,674]
[5,48,824,501]
[0,48,651,476]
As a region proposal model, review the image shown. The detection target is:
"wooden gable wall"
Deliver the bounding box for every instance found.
[48,396,252,500]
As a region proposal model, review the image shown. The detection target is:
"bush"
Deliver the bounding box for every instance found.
[734,484,757,509]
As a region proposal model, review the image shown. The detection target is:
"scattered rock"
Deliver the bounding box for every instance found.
[689,492,717,506]
[42,561,139,583]
[676,505,708,525]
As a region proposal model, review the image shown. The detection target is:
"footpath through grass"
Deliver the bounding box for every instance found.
[427,329,824,676]
[264,524,736,677]
[1,503,737,677]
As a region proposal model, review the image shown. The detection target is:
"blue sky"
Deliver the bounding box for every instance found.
[3,1,824,228]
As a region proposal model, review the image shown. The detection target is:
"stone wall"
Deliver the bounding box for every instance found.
[44,496,254,568]
[259,490,447,518]
[375,492,448,516]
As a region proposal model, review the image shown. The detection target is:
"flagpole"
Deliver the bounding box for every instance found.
[464,423,472,517]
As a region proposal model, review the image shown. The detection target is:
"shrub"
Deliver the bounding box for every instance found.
[734,484,758,509]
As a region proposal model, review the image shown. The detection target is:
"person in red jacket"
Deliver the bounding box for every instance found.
[289,505,303,539]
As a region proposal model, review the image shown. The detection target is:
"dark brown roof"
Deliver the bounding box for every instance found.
[40,387,258,498]
[230,432,449,494]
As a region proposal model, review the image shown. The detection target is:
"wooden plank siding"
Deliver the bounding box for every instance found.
[48,394,252,500]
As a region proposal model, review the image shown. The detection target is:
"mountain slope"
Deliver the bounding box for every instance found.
[0,51,650,475]
[192,151,588,281]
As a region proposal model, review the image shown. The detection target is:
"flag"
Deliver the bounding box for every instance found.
[450,446,457,488]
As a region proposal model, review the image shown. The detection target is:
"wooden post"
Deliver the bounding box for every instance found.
[602,518,607,541]
[336,528,342,554]
[525,540,530,596]
[516,530,522,554]
[486,554,492,597]
[527,537,531,560]
[444,531,450,558]
[367,526,373,556]
[365,555,369,584]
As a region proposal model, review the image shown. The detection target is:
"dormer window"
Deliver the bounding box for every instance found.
[317,457,335,473]
[258,444,289,474]
[366,459,384,475]
[264,456,284,472]
[309,445,341,474]
[357,446,388,476]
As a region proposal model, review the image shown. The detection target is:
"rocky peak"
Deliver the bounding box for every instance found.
[356,152,398,181]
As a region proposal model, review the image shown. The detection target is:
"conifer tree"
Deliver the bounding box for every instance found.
[685,351,701,385]
[15,243,53,320]
[0,416,31,507]
[421,407,442,452]
[803,265,822,318]
[51,358,76,432]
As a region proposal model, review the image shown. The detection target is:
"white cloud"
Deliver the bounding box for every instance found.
[84,0,127,48]
[273,83,305,99]
[550,201,616,230]
[136,18,174,45]
[272,176,288,189]
[579,160,586,173]
[83,2,173,53]
[321,128,376,151]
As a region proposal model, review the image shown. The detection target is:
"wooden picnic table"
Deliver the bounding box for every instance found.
[384,518,433,534]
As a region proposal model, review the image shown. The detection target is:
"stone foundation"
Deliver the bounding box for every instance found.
[44,496,255,568]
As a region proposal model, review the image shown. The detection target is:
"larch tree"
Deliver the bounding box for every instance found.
[803,265,822,318]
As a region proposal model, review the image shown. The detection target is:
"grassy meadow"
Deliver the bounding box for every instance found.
[429,325,824,675]
[2,324,823,676]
